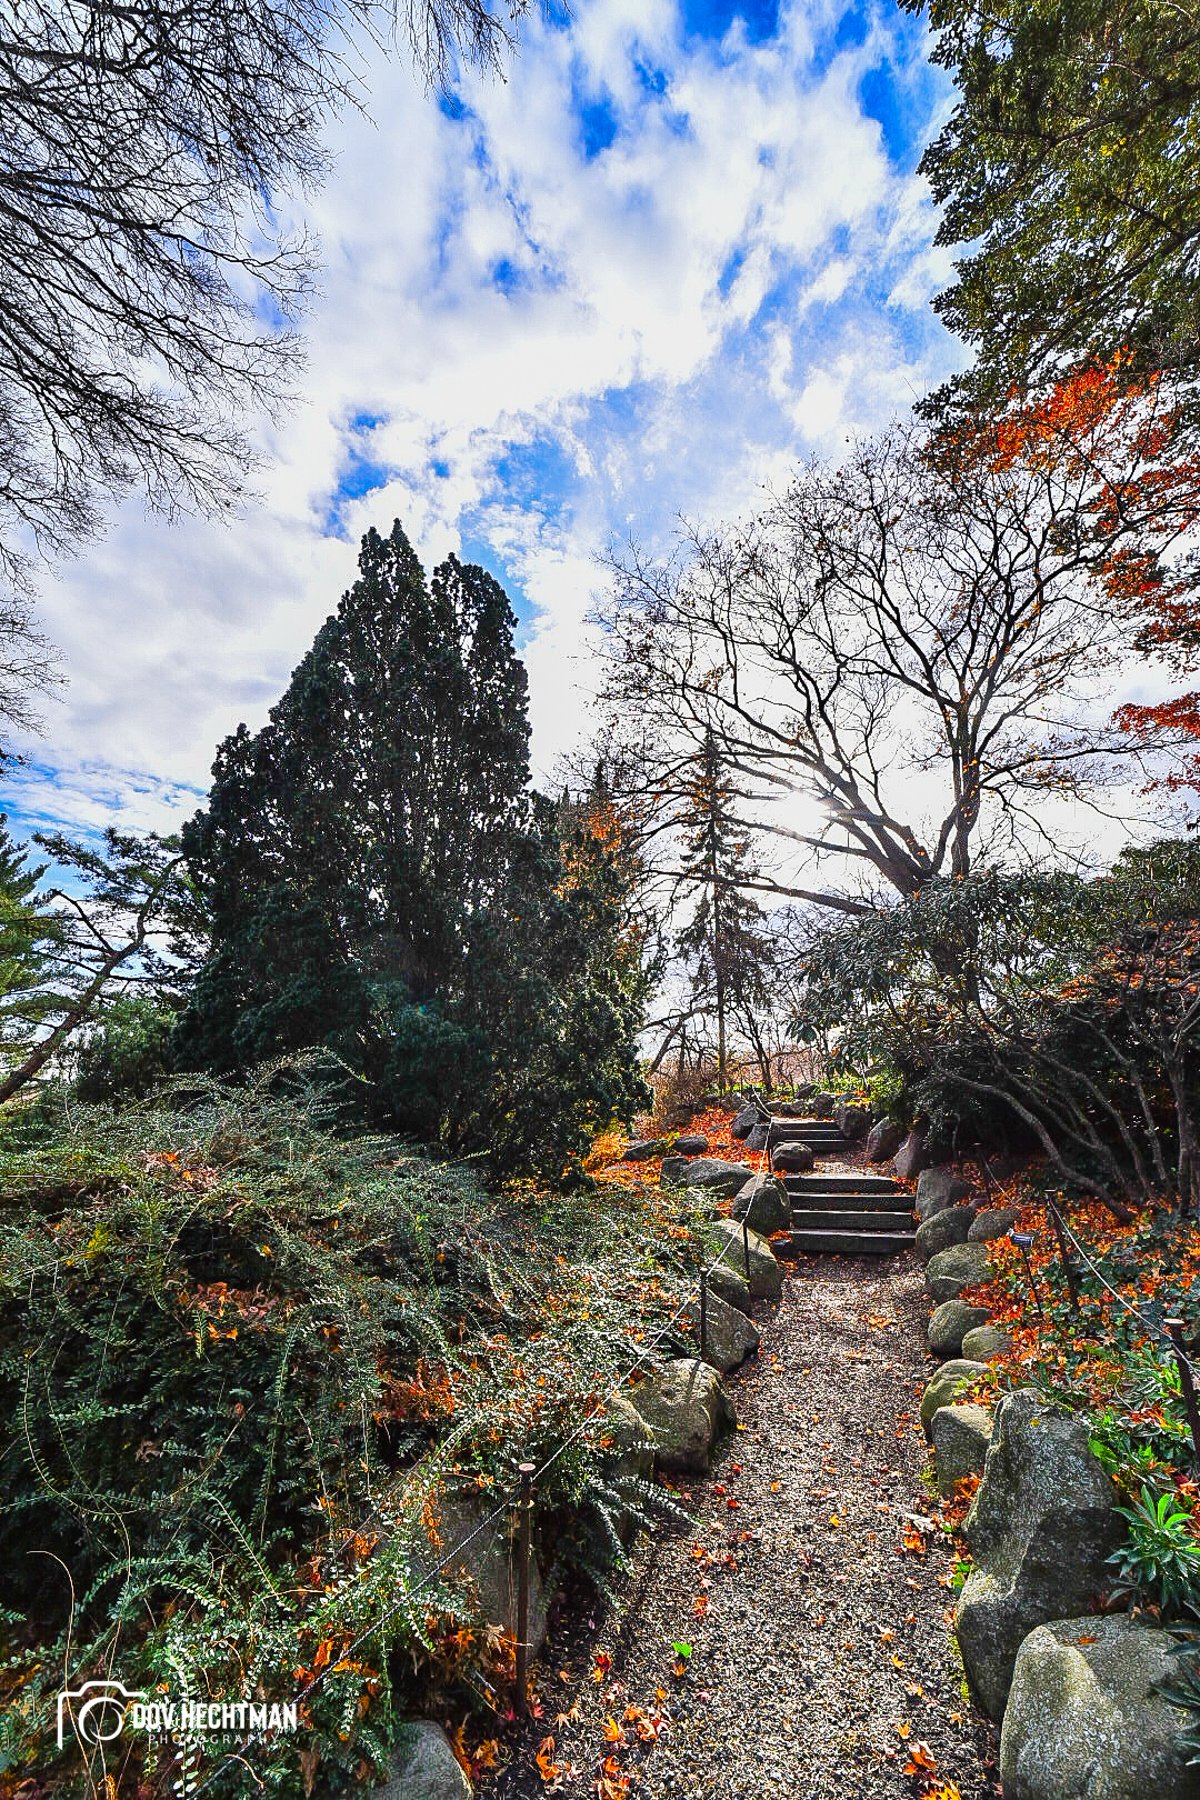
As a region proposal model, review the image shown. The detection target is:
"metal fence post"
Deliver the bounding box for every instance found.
[1165,1319,1200,1471]
[742,1218,751,1285]
[514,1463,535,1714]
[1009,1229,1045,1321]
[1047,1201,1081,1316]
[699,1269,708,1362]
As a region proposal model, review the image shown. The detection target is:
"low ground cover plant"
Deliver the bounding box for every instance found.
[968,1191,1200,1605]
[0,1071,707,1796]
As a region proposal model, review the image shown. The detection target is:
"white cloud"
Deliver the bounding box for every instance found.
[7,0,964,837]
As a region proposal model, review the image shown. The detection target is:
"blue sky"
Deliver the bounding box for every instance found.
[4,0,962,844]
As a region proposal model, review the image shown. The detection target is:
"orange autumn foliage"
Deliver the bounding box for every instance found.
[955,357,1200,793]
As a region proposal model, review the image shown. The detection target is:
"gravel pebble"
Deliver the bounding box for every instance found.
[484,1256,999,1800]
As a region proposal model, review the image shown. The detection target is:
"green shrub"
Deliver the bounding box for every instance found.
[73,993,177,1101]
[0,1073,703,1795]
[1110,1486,1200,1617]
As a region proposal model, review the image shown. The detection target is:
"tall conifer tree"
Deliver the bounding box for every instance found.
[674,731,775,1089]
[179,522,644,1173]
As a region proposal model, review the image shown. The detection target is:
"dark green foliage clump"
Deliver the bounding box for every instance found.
[798,842,1200,1209]
[73,992,178,1100]
[0,812,59,1078]
[908,0,1200,403]
[177,522,647,1177]
[0,1076,705,1794]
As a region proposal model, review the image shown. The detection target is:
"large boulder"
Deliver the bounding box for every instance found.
[895,1128,933,1180]
[603,1393,655,1541]
[931,1403,992,1497]
[835,1102,871,1141]
[375,1722,472,1800]
[771,1141,815,1174]
[730,1104,761,1141]
[1000,1615,1200,1800]
[956,1389,1123,1719]
[732,1174,790,1236]
[961,1323,1010,1362]
[969,1206,1018,1242]
[627,1358,736,1473]
[623,1138,665,1161]
[921,1359,988,1435]
[661,1156,751,1196]
[673,1133,710,1155]
[866,1118,906,1162]
[914,1205,975,1265]
[710,1218,784,1299]
[744,1121,771,1152]
[894,1126,935,1181]
[685,1287,760,1373]
[603,1392,655,1483]
[423,1496,548,1655]
[914,1165,972,1219]
[769,1094,813,1116]
[925,1241,992,1306]
[808,1090,837,1117]
[707,1261,753,1316]
[929,1299,992,1358]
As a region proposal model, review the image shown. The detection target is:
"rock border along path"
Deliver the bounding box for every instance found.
[484,1255,999,1800]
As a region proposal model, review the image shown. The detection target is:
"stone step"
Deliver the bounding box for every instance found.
[792,1207,913,1233]
[768,1121,847,1142]
[785,1173,905,1195]
[786,1188,912,1214]
[787,1227,916,1257]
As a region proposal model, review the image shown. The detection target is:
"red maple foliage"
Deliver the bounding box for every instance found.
[957,356,1200,793]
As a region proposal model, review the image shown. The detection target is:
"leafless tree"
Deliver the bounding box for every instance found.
[0,590,62,745]
[599,419,1187,912]
[0,0,526,588]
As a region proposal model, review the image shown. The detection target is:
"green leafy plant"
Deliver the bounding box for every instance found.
[0,1073,706,1794]
[1110,1486,1200,1616]
[1155,1633,1200,1765]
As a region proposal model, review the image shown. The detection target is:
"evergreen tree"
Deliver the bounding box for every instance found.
[0,823,193,1107]
[178,523,531,1074]
[178,522,645,1174]
[0,815,58,1085]
[673,732,775,1089]
[907,0,1200,406]
[457,796,649,1175]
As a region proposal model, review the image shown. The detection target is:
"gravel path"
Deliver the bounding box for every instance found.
[484,1254,1000,1800]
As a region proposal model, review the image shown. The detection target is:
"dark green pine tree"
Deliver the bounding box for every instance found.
[674,731,775,1090]
[0,815,59,1084]
[177,522,644,1173]
[457,793,650,1177]
[177,524,530,1122]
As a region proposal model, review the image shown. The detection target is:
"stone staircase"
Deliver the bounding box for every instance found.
[766,1116,915,1258]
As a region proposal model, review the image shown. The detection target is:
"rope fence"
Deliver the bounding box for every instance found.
[995,1197,1200,1483]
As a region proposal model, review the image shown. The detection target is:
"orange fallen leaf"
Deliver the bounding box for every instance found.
[535,1736,561,1784]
